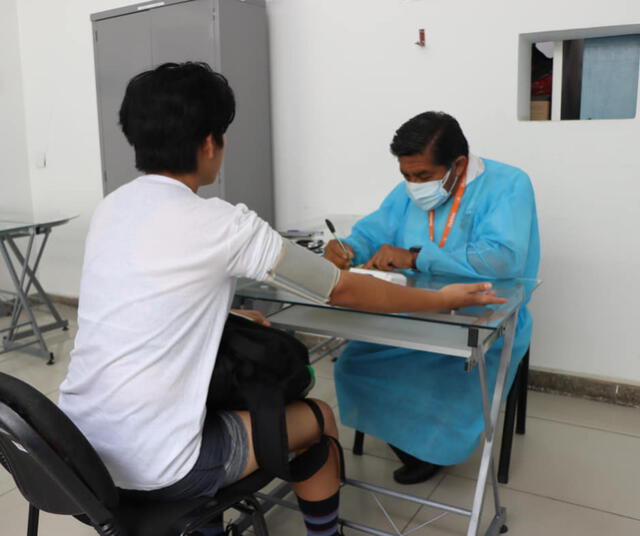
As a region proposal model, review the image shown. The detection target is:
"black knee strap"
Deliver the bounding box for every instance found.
[245,390,344,482]
[301,398,325,434]
[299,399,345,482]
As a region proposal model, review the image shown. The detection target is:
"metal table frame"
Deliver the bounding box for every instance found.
[235,280,526,536]
[0,217,73,364]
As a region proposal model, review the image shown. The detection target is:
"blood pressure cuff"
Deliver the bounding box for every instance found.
[265,239,341,304]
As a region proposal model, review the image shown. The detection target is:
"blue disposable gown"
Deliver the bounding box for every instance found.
[335,158,540,465]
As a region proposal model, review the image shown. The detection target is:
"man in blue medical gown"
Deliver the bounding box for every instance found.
[324,111,540,484]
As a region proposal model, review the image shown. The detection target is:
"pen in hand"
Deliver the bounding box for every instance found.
[325,218,352,266]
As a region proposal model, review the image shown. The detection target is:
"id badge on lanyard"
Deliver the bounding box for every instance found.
[428,171,467,248]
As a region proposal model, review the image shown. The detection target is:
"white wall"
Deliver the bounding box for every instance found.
[14,0,142,297]
[0,0,31,215]
[266,0,640,384]
[0,0,32,291]
[6,0,640,383]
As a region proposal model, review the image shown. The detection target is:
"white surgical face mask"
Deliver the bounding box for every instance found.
[406,168,454,212]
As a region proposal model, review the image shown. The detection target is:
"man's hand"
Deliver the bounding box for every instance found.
[230,309,271,326]
[363,244,417,271]
[324,239,354,269]
[438,283,507,310]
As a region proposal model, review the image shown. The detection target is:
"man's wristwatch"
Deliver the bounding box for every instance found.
[409,247,422,271]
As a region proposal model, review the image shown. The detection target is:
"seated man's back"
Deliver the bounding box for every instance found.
[59,174,281,490]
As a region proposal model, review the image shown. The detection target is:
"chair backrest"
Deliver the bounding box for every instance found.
[0,372,118,525]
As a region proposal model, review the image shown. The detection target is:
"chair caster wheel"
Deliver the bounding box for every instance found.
[62,326,69,331]
[47,353,55,366]
[500,524,508,533]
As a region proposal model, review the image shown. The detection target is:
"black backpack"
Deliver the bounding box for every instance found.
[208,312,344,482]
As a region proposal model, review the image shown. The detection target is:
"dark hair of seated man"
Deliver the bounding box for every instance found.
[119,61,236,174]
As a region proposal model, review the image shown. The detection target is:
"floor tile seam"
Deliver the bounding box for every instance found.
[343,447,397,465]
[420,471,449,500]
[342,446,448,527]
[401,507,421,533]
[447,473,640,522]
[505,489,640,523]
[355,495,422,535]
[0,484,17,499]
[400,503,426,534]
[405,472,452,532]
[526,414,640,439]
[393,472,449,533]
[343,460,449,533]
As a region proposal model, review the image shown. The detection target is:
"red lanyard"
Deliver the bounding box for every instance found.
[428,169,467,248]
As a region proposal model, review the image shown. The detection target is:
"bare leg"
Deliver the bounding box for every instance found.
[232,398,340,500]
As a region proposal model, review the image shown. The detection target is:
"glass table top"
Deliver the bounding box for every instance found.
[0,214,78,235]
[235,273,541,331]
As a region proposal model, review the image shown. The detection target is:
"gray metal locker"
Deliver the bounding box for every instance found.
[91,0,274,224]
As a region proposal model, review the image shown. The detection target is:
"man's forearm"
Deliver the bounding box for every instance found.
[328,271,445,313]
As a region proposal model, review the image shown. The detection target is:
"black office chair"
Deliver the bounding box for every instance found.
[0,372,272,536]
[352,348,530,485]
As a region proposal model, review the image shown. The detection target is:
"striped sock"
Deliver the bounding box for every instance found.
[297,491,340,536]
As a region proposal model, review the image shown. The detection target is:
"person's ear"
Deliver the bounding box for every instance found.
[202,134,215,159]
[453,155,468,178]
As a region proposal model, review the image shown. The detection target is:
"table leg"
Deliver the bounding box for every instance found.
[467,310,518,536]
[7,231,49,320]
[0,235,53,362]
[6,232,35,341]
[7,231,67,327]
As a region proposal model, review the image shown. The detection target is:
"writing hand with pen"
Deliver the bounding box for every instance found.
[324,239,354,269]
[323,219,354,269]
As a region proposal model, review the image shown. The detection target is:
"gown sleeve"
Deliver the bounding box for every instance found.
[343,183,409,266]
[415,172,536,279]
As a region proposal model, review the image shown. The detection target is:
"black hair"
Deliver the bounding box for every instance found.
[389,111,468,167]
[119,62,235,174]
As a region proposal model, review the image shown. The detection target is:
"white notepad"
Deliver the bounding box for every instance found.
[349,268,408,286]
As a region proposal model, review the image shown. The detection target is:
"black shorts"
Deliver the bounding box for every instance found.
[123,411,248,501]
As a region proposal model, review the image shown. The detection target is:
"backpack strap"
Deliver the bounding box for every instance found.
[297,398,346,483]
[300,398,324,433]
[324,435,346,483]
[243,389,345,482]
[244,383,292,480]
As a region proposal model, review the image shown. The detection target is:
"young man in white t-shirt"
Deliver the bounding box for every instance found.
[59,62,505,536]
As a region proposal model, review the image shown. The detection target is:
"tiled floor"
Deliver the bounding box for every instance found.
[1,306,640,535]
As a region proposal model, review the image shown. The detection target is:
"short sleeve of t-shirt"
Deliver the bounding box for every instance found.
[225,203,283,280]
